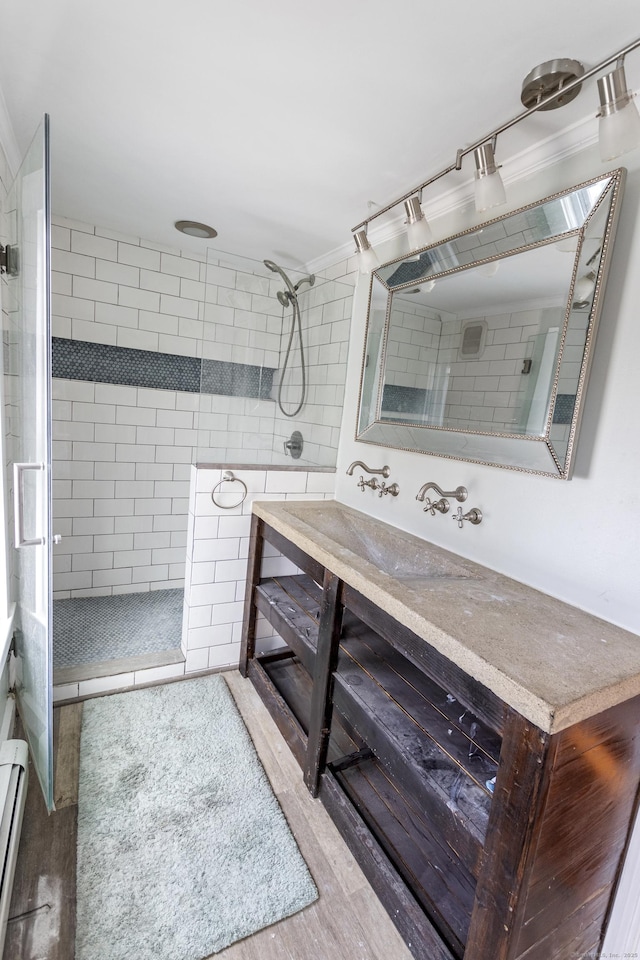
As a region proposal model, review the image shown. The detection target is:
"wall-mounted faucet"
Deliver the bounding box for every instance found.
[416,480,482,527]
[416,482,467,504]
[416,481,467,515]
[346,461,390,478]
[349,462,398,497]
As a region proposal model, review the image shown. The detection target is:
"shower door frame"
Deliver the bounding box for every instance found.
[5,115,55,812]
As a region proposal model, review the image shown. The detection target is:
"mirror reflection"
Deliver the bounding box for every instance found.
[357,171,625,478]
[382,243,577,437]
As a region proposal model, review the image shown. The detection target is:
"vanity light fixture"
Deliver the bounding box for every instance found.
[597,59,640,160]
[351,37,640,255]
[404,196,432,249]
[354,229,379,274]
[473,142,506,212]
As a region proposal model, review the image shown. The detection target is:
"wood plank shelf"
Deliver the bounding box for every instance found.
[341,583,506,737]
[319,771,458,960]
[334,754,477,958]
[239,510,640,960]
[333,656,489,875]
[255,574,320,673]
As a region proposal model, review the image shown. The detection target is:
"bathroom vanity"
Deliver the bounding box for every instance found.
[239,500,640,960]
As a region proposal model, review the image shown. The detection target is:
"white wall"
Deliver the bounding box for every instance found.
[337,145,640,636]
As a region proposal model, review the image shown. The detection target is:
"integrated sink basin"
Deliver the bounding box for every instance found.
[279,500,477,583]
[251,496,640,737]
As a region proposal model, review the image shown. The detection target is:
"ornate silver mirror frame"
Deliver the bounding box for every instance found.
[356,169,626,479]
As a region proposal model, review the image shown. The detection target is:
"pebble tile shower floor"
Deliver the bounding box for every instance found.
[53,589,184,668]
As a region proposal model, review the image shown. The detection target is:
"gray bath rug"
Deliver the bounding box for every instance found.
[76,674,318,959]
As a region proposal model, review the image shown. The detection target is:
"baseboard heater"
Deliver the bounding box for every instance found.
[0,740,29,959]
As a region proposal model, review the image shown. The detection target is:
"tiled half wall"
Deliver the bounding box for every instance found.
[182,466,335,672]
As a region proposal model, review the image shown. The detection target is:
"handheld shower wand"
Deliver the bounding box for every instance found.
[263,260,315,417]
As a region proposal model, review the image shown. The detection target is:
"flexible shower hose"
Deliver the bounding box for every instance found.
[278,294,306,417]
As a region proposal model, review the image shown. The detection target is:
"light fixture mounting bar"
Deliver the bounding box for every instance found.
[351,35,640,234]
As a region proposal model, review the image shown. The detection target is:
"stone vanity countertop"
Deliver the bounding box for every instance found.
[252,498,640,735]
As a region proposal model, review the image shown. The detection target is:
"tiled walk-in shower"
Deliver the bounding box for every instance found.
[50,217,354,679]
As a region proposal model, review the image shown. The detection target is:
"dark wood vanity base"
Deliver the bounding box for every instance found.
[240,514,640,960]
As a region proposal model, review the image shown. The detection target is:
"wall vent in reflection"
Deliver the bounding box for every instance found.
[459,320,487,358]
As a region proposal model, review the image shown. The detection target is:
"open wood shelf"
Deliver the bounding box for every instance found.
[333,659,488,875]
[258,650,365,767]
[256,573,496,871]
[260,651,312,736]
[255,574,320,673]
[333,752,477,958]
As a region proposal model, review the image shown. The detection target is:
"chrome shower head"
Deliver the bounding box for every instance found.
[263,258,297,298]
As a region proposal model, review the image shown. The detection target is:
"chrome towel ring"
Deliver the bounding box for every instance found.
[211,471,248,509]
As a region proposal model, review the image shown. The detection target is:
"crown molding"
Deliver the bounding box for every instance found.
[0,85,20,179]
[306,107,602,276]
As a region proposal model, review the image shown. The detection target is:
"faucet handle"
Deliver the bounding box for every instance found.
[357,476,380,492]
[453,506,483,528]
[423,497,449,515]
[378,482,399,497]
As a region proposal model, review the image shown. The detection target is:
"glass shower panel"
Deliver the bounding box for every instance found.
[5,116,54,811]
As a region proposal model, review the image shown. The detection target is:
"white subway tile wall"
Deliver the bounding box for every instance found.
[50,215,354,596]
[182,467,336,671]
[440,307,564,432]
[384,297,565,434]
[52,375,192,598]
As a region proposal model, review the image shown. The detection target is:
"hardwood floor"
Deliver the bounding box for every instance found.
[6,703,82,960]
[6,672,413,960]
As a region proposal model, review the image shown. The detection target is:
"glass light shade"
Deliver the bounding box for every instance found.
[599,99,640,160]
[354,229,379,274]
[474,170,506,212]
[358,245,379,274]
[406,215,433,250]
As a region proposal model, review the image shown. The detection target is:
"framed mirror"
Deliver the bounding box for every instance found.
[356,170,625,479]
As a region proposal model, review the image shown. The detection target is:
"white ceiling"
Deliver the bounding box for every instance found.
[1,1,639,270]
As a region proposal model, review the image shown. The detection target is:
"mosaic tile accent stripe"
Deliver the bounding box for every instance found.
[53,337,201,392]
[201,358,274,399]
[52,337,275,399]
[382,383,431,414]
